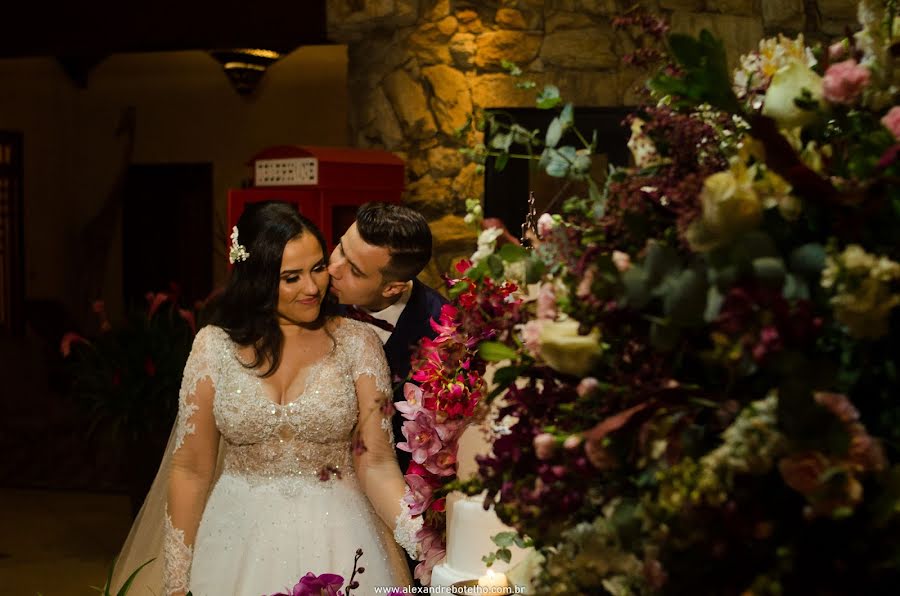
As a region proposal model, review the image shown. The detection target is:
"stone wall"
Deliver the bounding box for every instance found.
[327,0,858,285]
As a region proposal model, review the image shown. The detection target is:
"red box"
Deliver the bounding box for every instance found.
[227,146,405,254]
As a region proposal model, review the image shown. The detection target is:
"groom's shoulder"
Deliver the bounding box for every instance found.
[412,279,448,315]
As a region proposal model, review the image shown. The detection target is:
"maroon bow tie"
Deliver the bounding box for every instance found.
[344,305,395,332]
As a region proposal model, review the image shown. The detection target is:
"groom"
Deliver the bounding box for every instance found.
[328,202,447,473]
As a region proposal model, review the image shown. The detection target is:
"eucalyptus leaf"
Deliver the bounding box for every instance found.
[537,85,562,109]
[663,268,708,325]
[546,116,564,148]
[494,152,510,171]
[573,152,592,175]
[752,256,787,286]
[496,548,512,563]
[644,242,680,286]
[490,132,513,151]
[559,102,574,127]
[790,243,827,278]
[492,531,517,548]
[621,266,651,309]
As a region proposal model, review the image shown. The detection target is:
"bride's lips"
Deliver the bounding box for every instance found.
[297,296,320,305]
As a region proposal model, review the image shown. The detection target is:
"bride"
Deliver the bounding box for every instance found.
[110,201,418,595]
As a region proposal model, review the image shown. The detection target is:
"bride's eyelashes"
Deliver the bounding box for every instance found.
[283,263,328,284]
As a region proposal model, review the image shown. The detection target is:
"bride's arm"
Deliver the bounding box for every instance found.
[352,328,422,557]
[165,328,221,596]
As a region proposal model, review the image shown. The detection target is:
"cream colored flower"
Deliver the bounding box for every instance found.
[538,319,603,377]
[762,60,824,128]
[687,162,762,251]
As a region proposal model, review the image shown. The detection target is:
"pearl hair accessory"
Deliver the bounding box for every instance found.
[228,225,250,264]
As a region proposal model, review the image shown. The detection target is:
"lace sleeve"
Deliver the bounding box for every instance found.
[350,322,416,554]
[349,323,394,439]
[165,326,221,595]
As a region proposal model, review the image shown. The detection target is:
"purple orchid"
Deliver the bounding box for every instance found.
[276,572,345,596]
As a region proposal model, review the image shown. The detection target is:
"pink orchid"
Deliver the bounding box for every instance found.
[397,412,442,463]
[423,448,458,476]
[60,332,89,357]
[823,59,870,105]
[414,525,446,585]
[403,474,435,515]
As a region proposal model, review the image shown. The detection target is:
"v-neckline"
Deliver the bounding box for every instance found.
[228,335,337,408]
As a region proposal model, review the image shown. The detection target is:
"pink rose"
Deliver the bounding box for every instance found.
[881,106,900,140]
[823,59,870,105]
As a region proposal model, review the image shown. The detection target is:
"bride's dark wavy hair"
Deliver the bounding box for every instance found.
[209,201,337,377]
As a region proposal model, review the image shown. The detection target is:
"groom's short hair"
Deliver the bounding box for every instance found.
[355,202,432,282]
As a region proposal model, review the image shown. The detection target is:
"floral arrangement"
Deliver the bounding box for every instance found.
[396,300,498,583]
[439,1,900,594]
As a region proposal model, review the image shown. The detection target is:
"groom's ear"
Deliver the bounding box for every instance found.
[381,280,408,299]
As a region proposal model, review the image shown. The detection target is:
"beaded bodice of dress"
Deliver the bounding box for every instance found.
[179,321,392,482]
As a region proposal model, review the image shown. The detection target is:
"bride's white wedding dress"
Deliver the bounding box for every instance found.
[111,319,412,595]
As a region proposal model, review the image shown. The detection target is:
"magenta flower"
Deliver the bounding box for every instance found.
[397,411,442,464]
[823,59,870,105]
[403,473,435,515]
[269,572,345,596]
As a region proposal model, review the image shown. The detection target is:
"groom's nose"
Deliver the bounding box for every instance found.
[328,257,343,278]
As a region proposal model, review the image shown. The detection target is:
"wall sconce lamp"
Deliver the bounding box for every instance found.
[208,48,286,95]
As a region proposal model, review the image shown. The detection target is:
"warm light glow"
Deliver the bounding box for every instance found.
[478,569,509,588]
[232,48,282,59]
[222,62,267,71]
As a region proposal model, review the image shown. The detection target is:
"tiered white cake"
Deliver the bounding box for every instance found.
[429,411,528,587]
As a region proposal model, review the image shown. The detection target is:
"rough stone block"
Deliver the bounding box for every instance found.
[541,26,618,70]
[761,0,805,29]
[475,30,544,69]
[423,64,474,136]
[384,68,439,139]
[669,12,764,69]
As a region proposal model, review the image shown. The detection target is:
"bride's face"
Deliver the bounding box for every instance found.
[276,232,329,325]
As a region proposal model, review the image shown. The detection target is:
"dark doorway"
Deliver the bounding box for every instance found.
[483,107,633,238]
[123,164,213,307]
[0,131,24,336]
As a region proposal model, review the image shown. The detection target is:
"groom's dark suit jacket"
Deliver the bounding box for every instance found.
[383,279,447,473]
